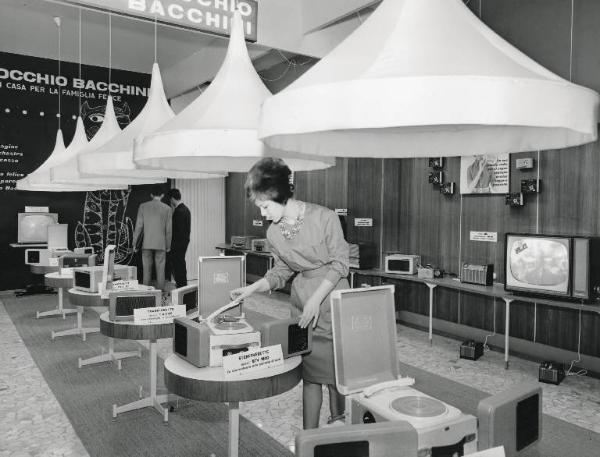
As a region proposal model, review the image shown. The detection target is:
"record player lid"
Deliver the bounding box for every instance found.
[331,285,399,395]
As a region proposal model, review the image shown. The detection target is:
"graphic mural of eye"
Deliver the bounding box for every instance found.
[80,101,132,139]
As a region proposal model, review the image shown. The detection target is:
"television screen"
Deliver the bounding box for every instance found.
[505,234,570,296]
[17,213,58,244]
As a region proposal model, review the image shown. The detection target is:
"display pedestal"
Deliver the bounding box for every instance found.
[68,288,141,369]
[41,272,77,320]
[100,312,173,422]
[164,354,302,457]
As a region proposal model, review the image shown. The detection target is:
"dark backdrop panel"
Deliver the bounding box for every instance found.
[0,51,155,290]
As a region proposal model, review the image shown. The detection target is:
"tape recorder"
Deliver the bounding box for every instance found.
[230,235,258,250]
[331,285,478,456]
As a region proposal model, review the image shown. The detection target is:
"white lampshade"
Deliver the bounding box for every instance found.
[259,0,600,157]
[51,97,160,186]
[17,129,103,192]
[79,63,224,180]
[135,11,334,173]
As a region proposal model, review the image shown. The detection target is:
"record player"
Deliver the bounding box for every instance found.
[331,285,478,456]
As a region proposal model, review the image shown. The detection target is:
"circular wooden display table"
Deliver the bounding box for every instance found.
[100,311,173,422]
[31,264,59,275]
[68,289,141,370]
[40,272,78,321]
[164,353,302,457]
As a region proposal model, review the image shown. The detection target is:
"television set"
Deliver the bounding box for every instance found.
[17,212,58,244]
[505,233,600,302]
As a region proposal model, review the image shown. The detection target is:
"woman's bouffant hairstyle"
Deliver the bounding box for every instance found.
[245,158,294,204]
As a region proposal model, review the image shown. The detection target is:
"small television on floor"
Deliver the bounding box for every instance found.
[17,212,58,243]
[505,233,600,302]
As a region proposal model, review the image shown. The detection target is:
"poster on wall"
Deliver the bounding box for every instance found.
[459,154,509,194]
[0,51,154,290]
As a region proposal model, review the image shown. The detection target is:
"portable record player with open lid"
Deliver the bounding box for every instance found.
[205,299,253,335]
[331,285,478,453]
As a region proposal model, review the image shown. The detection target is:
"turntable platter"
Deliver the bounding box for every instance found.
[213,321,248,331]
[390,396,447,417]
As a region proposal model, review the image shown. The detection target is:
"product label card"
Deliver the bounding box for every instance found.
[354,218,373,227]
[48,257,59,266]
[133,305,186,325]
[470,231,498,242]
[223,345,284,377]
[59,268,74,276]
[335,208,348,216]
[111,279,139,290]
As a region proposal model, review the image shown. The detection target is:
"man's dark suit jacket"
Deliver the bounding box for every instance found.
[172,203,191,251]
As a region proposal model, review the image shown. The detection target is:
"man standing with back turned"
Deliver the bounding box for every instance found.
[167,188,191,288]
[133,185,172,291]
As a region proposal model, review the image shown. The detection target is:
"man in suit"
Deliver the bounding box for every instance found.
[133,185,172,291]
[166,188,191,288]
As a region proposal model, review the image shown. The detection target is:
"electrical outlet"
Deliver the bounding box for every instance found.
[521,178,541,194]
[505,192,524,207]
[428,171,443,186]
[516,158,534,170]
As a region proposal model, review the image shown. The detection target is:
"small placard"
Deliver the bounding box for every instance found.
[60,268,74,276]
[48,257,59,266]
[252,219,263,227]
[133,305,186,324]
[111,279,139,290]
[354,218,373,227]
[470,231,498,242]
[223,345,284,377]
[335,208,348,216]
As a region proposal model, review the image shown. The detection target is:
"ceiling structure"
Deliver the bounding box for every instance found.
[0,0,378,99]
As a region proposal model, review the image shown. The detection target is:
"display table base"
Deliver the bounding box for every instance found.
[37,287,76,319]
[51,306,100,341]
[229,401,240,457]
[78,337,140,370]
[112,340,170,422]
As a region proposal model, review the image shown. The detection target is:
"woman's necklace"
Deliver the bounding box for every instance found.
[279,201,306,240]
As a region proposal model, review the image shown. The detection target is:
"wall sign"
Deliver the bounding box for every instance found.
[63,0,259,41]
[335,208,348,216]
[354,218,373,227]
[252,219,263,227]
[460,154,509,194]
[470,231,498,242]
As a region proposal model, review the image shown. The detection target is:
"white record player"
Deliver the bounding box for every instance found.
[205,299,254,335]
[331,286,478,455]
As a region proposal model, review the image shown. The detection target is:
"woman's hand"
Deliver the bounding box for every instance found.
[299,296,321,329]
[229,286,254,301]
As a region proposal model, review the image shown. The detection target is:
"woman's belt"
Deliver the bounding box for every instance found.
[300,265,330,279]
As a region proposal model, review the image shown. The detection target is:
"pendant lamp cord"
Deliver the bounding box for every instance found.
[108,13,112,85]
[569,0,574,82]
[56,16,61,129]
[154,16,157,63]
[78,8,82,114]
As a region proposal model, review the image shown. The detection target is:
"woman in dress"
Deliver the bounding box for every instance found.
[230,158,350,429]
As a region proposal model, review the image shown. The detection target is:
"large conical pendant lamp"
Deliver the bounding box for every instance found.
[51,96,160,186]
[259,0,600,157]
[16,129,102,192]
[135,10,334,172]
[79,63,225,180]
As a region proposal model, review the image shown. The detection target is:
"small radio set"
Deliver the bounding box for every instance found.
[384,254,420,275]
[73,265,136,293]
[417,266,444,280]
[230,235,258,250]
[250,238,271,253]
[58,252,97,269]
[170,284,198,313]
[538,361,565,385]
[108,288,161,321]
[25,248,50,266]
[460,340,484,361]
[461,263,494,286]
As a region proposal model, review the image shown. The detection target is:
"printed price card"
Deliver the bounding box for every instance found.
[335,208,348,216]
[470,231,498,242]
[223,345,284,377]
[134,305,186,324]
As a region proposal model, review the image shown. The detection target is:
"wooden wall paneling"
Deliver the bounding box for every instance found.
[507,300,536,341]
[347,158,383,266]
[294,168,328,207]
[538,143,600,236]
[414,158,443,268]
[324,158,349,211]
[245,198,267,238]
[396,158,419,254]
[382,159,403,254]
[225,173,247,241]
[535,304,580,352]
[437,157,462,277]
[388,280,430,316]
[580,310,600,357]
[459,293,495,331]
[433,287,460,324]
[573,0,600,93]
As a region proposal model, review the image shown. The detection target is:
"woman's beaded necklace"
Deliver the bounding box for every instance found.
[279,201,306,240]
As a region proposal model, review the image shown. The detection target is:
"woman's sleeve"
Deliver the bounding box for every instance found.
[263,245,295,290]
[323,210,350,284]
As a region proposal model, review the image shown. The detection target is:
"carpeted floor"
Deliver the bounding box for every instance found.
[3,294,293,457]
